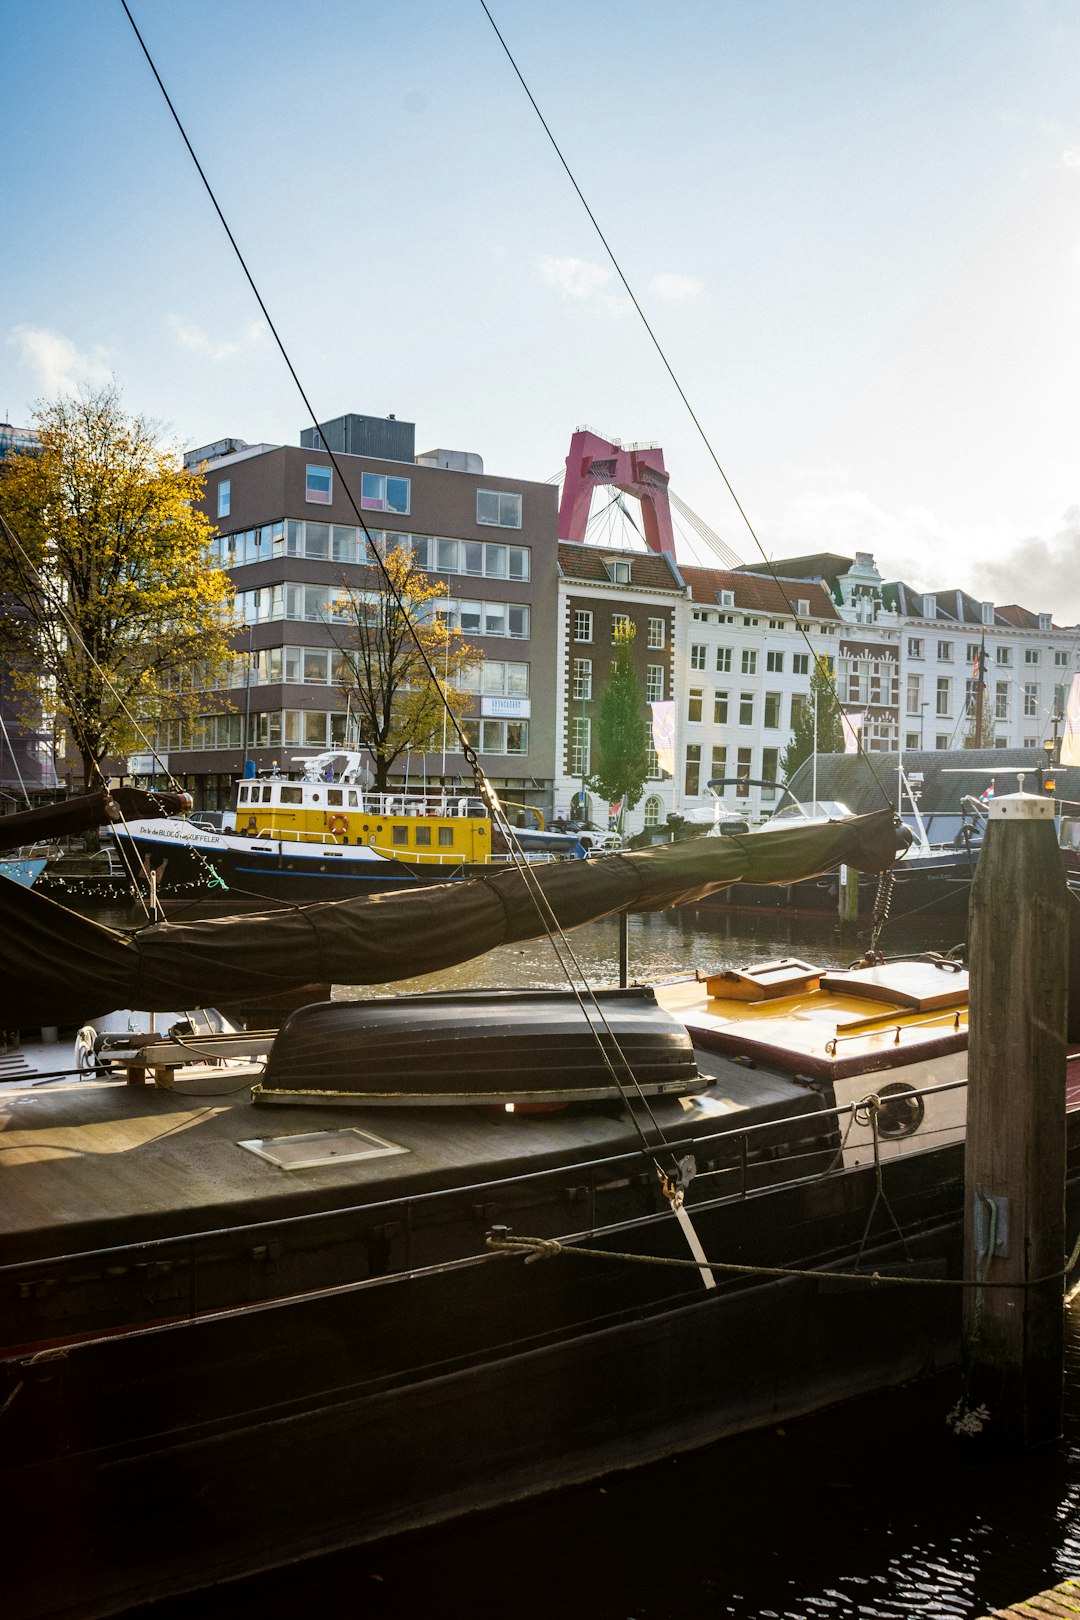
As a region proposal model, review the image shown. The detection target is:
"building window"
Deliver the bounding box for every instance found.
[792,653,809,676]
[456,660,530,697]
[741,649,757,675]
[996,647,1011,666]
[410,536,530,581]
[572,658,592,700]
[714,692,729,725]
[710,745,727,783]
[361,472,410,514]
[573,610,593,642]
[906,674,922,715]
[606,559,632,584]
[1055,650,1069,667]
[905,733,920,749]
[305,464,332,504]
[766,650,784,673]
[646,664,664,703]
[1025,648,1040,665]
[569,716,590,776]
[612,613,632,641]
[768,618,785,631]
[643,795,663,827]
[684,744,701,797]
[424,596,530,639]
[1024,683,1038,718]
[761,747,779,801]
[764,691,782,729]
[736,747,753,796]
[992,682,1007,720]
[690,643,707,671]
[716,647,732,673]
[647,617,666,649]
[967,643,980,664]
[739,692,754,726]
[463,719,529,756]
[937,641,953,661]
[936,735,949,750]
[477,489,522,528]
[908,637,923,659]
[719,589,735,608]
[687,687,704,723]
[936,677,950,717]
[217,479,231,519]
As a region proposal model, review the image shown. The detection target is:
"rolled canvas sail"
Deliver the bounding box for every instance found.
[0,809,904,1027]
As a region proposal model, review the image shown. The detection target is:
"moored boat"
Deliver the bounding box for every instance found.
[3,918,1079,1617]
[108,749,589,903]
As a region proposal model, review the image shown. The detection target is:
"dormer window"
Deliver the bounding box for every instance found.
[981,601,994,626]
[718,589,735,608]
[795,598,810,617]
[607,559,632,584]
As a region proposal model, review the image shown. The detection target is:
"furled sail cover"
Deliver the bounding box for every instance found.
[0,810,904,1027]
[0,788,190,854]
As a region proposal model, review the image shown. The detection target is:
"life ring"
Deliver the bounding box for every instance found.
[328,814,349,837]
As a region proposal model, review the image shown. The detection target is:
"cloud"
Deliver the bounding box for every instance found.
[778,488,1080,622]
[1061,148,1080,169]
[538,256,614,300]
[973,509,1080,620]
[8,325,112,397]
[648,272,703,301]
[167,315,268,362]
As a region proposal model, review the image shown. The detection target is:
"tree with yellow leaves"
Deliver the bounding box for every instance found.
[0,385,236,788]
[329,543,483,790]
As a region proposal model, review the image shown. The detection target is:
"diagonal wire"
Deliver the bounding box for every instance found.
[479,0,896,811]
[116,0,683,1171]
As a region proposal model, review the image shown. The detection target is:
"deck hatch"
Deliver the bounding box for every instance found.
[239,1127,408,1170]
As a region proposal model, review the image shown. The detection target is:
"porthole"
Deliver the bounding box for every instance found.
[874,1081,925,1140]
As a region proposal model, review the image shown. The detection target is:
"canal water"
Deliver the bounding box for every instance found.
[111,901,1076,1618]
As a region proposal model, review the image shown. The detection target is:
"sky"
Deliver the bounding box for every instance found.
[3,0,1079,614]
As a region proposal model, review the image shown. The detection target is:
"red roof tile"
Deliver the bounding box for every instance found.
[680,566,840,620]
[557,543,683,590]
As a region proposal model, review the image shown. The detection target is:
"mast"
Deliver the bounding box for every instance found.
[974,636,987,749]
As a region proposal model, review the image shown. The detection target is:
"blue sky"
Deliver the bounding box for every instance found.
[3,0,1079,612]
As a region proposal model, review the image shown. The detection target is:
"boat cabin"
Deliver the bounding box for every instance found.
[230,750,495,864]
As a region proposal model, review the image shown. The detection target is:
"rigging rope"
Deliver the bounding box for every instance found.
[116,0,688,1182]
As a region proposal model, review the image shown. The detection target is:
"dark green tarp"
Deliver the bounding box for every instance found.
[0,788,190,854]
[0,810,904,1028]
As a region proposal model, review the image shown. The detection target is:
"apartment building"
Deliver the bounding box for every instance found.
[555,543,686,833]
[887,585,1079,752]
[166,413,560,815]
[675,567,842,822]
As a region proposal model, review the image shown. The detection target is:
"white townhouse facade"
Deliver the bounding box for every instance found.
[674,567,843,824]
[886,584,1080,755]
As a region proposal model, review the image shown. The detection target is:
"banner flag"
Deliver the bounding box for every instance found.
[649,701,676,777]
[841,710,864,754]
[1060,674,1080,766]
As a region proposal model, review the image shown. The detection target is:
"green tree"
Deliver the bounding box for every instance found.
[0,385,237,787]
[780,655,846,781]
[587,621,650,825]
[329,544,483,790]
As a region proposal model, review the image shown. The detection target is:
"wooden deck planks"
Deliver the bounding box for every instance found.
[979,1577,1080,1618]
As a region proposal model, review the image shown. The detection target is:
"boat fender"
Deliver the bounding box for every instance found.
[328,814,348,837]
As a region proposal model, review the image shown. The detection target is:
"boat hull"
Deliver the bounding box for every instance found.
[110,820,499,901]
[5,1127,1080,1619]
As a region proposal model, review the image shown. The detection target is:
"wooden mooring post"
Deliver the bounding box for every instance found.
[963,790,1068,1448]
[838,862,860,924]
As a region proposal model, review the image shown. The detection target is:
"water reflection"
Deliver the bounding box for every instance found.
[334,906,965,1000]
